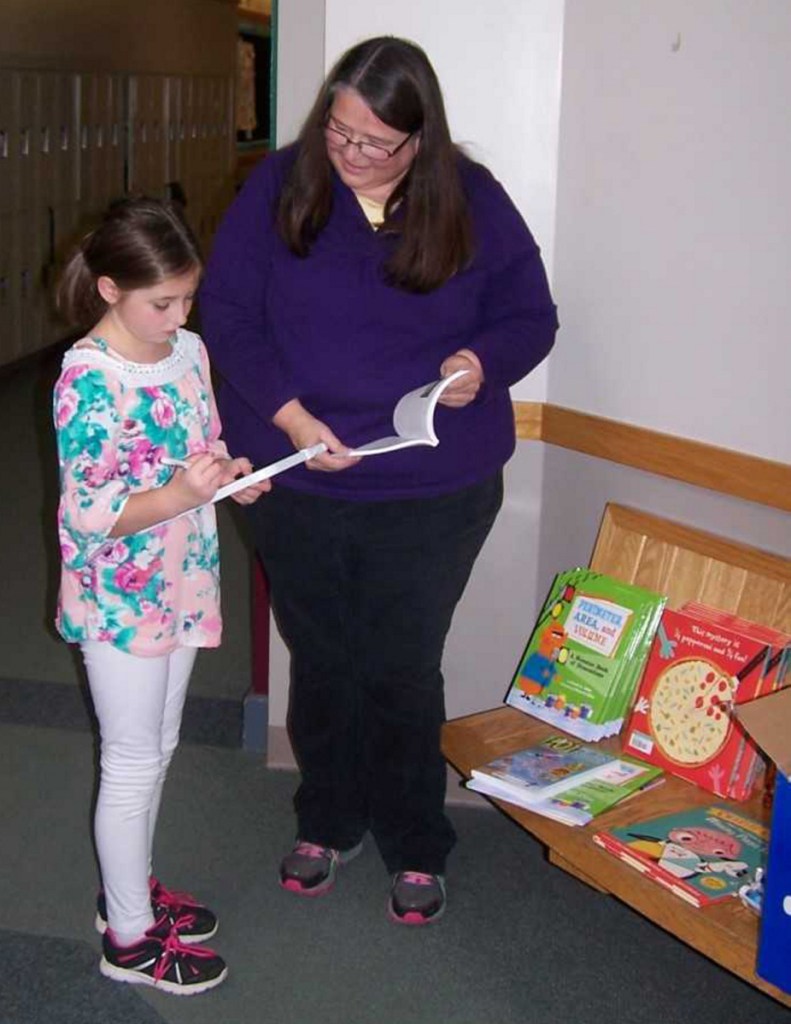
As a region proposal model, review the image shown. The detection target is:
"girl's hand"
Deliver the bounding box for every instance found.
[221,456,271,505]
[170,452,226,505]
[438,349,484,408]
[272,398,360,473]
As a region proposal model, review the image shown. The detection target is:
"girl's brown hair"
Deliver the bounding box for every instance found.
[277,36,473,294]
[57,197,202,327]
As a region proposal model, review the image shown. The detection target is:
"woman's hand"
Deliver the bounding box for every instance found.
[221,456,272,504]
[273,398,361,473]
[438,349,484,407]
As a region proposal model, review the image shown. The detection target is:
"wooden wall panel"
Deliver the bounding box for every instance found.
[589,504,791,632]
[514,401,791,515]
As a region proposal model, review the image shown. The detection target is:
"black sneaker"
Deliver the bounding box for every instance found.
[279,840,363,896]
[95,878,218,944]
[387,871,446,925]
[100,920,227,995]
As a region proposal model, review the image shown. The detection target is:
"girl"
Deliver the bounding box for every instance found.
[54,197,269,994]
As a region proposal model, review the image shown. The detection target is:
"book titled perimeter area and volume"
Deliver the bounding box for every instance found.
[505,568,666,741]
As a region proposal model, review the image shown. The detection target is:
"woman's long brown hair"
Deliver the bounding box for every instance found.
[277,37,473,294]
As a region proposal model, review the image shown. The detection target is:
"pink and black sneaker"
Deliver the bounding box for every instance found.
[95,878,218,944]
[279,840,363,896]
[387,871,446,925]
[100,918,227,995]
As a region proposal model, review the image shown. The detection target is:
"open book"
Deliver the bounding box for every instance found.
[164,370,466,521]
[346,369,468,456]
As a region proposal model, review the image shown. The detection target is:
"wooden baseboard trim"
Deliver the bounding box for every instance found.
[514,401,791,514]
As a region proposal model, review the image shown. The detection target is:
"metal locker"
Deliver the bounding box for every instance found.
[0,213,21,367]
[128,74,168,197]
[0,71,18,219]
[77,72,125,218]
[18,205,51,360]
[16,71,42,218]
[166,75,182,187]
[38,72,81,278]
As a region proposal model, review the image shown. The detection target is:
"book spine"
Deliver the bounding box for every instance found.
[592,833,706,907]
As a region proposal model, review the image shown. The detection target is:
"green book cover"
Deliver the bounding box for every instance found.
[505,568,666,740]
[534,756,664,826]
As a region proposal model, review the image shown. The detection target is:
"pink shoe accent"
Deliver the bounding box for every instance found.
[152,928,219,985]
[399,872,434,887]
[292,841,331,859]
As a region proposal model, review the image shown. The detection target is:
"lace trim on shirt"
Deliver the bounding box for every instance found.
[61,328,201,386]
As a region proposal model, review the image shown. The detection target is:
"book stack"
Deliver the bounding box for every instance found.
[505,568,666,741]
[593,804,768,907]
[466,733,663,827]
[622,604,791,801]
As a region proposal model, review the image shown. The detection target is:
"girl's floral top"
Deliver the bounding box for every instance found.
[53,329,229,656]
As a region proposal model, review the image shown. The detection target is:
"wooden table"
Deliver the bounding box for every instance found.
[442,706,790,1009]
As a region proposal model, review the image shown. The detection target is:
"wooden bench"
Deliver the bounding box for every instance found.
[442,503,791,1009]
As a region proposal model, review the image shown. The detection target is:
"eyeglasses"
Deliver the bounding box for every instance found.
[323,119,414,163]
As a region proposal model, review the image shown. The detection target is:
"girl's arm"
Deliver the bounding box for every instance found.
[109,453,227,535]
[55,363,228,563]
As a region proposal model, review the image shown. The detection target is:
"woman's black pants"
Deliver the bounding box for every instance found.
[247,471,503,875]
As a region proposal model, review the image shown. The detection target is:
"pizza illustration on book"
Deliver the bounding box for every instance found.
[647,658,737,765]
[623,606,782,799]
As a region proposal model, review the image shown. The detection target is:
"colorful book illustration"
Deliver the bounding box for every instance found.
[505,569,666,741]
[469,734,616,805]
[346,369,468,456]
[622,605,791,801]
[593,804,768,907]
[468,751,663,827]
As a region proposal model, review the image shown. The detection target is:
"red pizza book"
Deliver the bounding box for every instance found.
[622,607,775,800]
[679,604,791,798]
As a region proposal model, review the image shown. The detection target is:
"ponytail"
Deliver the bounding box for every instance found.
[56,241,107,327]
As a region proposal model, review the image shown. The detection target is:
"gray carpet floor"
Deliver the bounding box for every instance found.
[1,721,787,1024]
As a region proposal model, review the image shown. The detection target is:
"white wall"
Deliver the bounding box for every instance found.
[550,0,791,463]
[274,0,325,145]
[268,1,565,748]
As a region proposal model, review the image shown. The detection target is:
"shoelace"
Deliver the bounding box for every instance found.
[151,879,201,909]
[152,923,217,983]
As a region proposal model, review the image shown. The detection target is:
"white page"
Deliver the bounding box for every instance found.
[347,369,468,457]
[211,443,327,503]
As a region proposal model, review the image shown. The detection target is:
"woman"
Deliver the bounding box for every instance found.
[200,36,558,925]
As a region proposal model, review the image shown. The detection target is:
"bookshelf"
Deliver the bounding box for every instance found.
[236,1,272,185]
[442,503,791,1009]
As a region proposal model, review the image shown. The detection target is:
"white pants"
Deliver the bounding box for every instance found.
[81,641,197,944]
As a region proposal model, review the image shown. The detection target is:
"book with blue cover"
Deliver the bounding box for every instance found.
[468,744,663,825]
[469,733,617,805]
